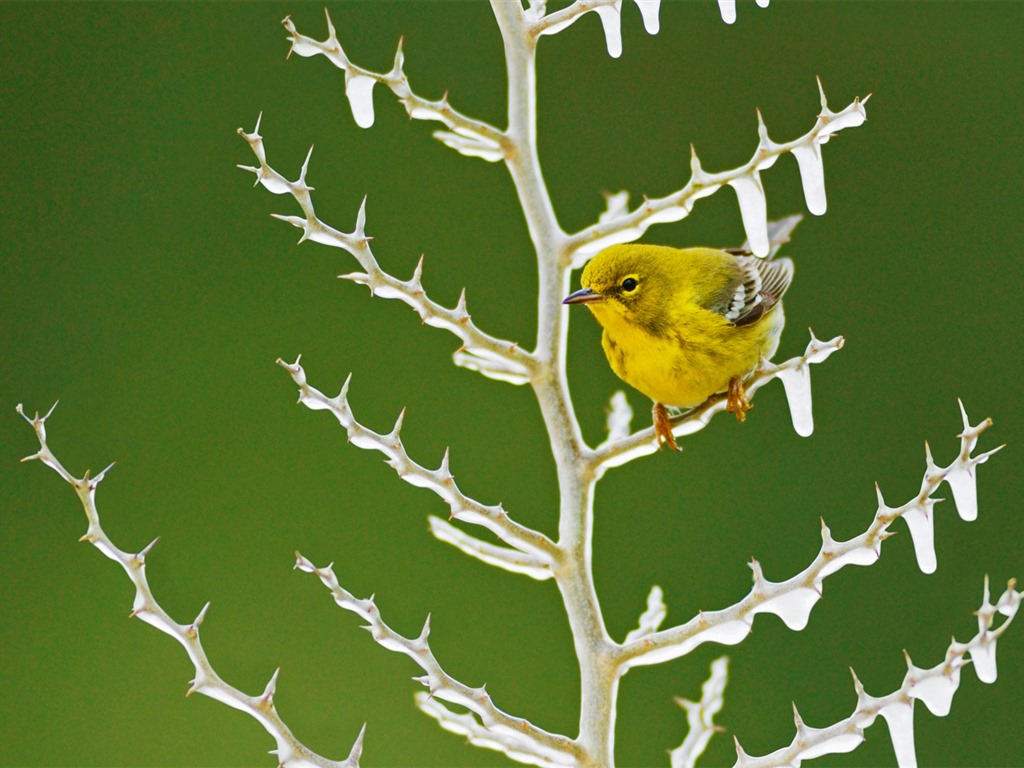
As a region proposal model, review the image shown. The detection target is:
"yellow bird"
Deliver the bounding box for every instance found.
[564,243,793,450]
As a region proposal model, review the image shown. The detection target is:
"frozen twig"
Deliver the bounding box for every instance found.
[670,656,729,768]
[566,81,869,262]
[277,357,558,562]
[283,11,506,149]
[428,515,554,581]
[590,332,845,470]
[731,578,1022,768]
[528,0,662,59]
[294,554,581,766]
[237,118,534,384]
[16,404,359,768]
[615,403,999,668]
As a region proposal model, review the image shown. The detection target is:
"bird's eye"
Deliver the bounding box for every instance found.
[621,277,638,292]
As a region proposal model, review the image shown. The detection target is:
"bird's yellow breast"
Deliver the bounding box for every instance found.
[590,300,784,408]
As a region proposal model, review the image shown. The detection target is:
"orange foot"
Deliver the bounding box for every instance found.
[652,402,681,451]
[726,376,753,422]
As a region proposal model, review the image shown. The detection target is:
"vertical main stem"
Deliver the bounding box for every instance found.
[490,3,618,765]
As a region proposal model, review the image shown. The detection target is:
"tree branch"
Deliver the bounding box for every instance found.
[277,357,558,561]
[615,403,1000,668]
[16,404,359,768]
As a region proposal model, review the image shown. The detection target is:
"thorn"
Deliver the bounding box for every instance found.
[139,536,161,560]
[815,76,827,108]
[792,702,804,728]
[194,601,211,627]
[324,7,337,40]
[355,195,368,237]
[392,407,407,439]
[849,667,865,695]
[262,667,281,701]
[439,447,452,481]
[411,254,424,287]
[347,723,367,764]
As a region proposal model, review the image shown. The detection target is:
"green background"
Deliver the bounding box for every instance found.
[2,2,1021,766]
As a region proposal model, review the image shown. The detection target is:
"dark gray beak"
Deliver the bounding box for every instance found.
[563,287,604,305]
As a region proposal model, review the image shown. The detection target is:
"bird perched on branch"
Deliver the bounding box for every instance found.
[565,242,793,451]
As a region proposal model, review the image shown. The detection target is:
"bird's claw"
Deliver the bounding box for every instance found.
[726,377,753,422]
[652,403,681,451]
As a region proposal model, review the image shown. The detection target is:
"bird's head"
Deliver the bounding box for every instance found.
[563,245,675,333]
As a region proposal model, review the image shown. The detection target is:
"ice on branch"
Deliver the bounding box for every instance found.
[591,332,844,470]
[16,404,358,768]
[428,515,553,581]
[568,82,868,264]
[295,554,580,767]
[530,0,661,57]
[276,357,556,562]
[612,403,1001,670]
[625,585,667,643]
[731,578,1022,768]
[282,12,507,153]
[670,657,729,768]
[718,0,770,26]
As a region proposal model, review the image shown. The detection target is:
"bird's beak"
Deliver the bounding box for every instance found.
[563,287,604,305]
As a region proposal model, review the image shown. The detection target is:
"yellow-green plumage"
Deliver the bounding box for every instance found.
[568,244,792,409]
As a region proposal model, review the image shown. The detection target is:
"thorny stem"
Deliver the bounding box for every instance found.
[492,2,616,765]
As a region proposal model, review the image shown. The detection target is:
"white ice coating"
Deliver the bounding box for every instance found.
[595,2,624,58]
[971,637,998,683]
[634,0,661,34]
[717,0,736,24]
[901,502,937,574]
[877,702,916,768]
[670,656,728,768]
[776,363,814,436]
[908,662,960,717]
[345,74,376,128]
[435,128,505,163]
[945,464,979,521]
[625,585,667,642]
[604,391,634,443]
[750,587,820,631]
[792,141,827,215]
[453,349,532,385]
[728,173,770,256]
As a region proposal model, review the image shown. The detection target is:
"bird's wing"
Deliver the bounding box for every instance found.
[717,256,794,327]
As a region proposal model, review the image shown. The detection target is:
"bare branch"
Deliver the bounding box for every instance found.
[277,358,558,561]
[16,404,358,768]
[566,83,869,262]
[294,554,581,766]
[590,333,844,471]
[671,656,729,768]
[282,11,506,151]
[237,119,535,382]
[428,516,554,581]
[615,404,999,668]
[731,579,1022,768]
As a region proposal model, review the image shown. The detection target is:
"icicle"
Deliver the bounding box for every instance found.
[878,702,917,768]
[634,0,661,33]
[345,74,376,128]
[728,173,769,256]
[718,0,736,24]
[751,587,820,631]
[792,141,827,215]
[901,501,937,574]
[595,2,624,58]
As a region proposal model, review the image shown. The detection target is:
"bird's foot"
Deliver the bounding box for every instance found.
[726,377,753,422]
[652,403,681,451]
